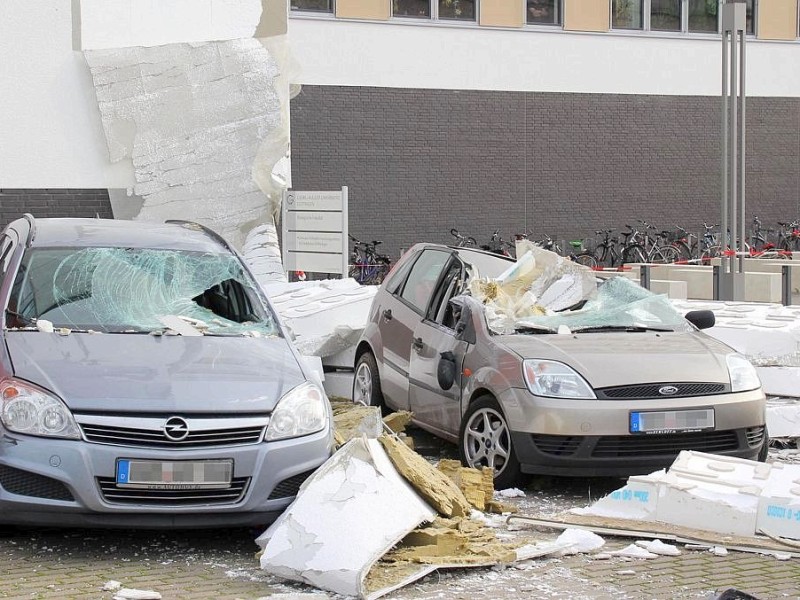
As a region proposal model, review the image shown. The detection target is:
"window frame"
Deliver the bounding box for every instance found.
[525,0,563,27]
[290,0,335,15]
[611,0,758,36]
[391,0,479,23]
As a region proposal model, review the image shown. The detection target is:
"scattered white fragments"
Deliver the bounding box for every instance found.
[112,589,162,600]
[609,544,659,559]
[554,529,606,555]
[102,581,122,592]
[635,539,681,556]
[496,488,526,498]
[36,319,54,333]
[709,546,729,557]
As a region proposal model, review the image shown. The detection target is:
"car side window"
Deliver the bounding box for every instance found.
[399,249,449,313]
[427,259,463,329]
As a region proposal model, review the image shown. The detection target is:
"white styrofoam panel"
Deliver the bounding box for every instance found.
[571,473,662,521]
[756,463,800,541]
[766,395,800,438]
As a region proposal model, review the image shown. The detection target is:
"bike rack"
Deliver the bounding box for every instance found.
[782,264,792,306]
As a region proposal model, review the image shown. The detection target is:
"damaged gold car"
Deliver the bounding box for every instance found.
[353,243,767,488]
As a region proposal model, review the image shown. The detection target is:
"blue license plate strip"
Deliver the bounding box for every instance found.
[115,459,233,488]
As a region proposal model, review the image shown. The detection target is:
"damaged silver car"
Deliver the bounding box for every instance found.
[354,242,767,488]
[0,216,332,528]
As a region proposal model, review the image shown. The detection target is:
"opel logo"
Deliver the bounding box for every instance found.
[163,417,190,441]
[658,385,679,396]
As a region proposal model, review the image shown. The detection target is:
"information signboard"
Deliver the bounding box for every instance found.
[281,187,348,276]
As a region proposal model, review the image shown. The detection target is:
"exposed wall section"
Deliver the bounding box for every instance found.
[0,189,113,229]
[290,86,800,259]
[479,0,524,28]
[563,0,609,32]
[84,40,284,251]
[757,0,799,41]
[336,0,391,20]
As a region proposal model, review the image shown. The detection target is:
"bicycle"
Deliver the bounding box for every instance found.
[620,220,681,264]
[565,239,599,269]
[450,228,477,248]
[348,235,392,285]
[480,229,514,257]
[591,229,622,268]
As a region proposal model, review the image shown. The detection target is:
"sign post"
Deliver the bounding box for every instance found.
[281,187,349,278]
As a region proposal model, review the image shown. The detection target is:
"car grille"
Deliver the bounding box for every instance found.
[530,435,583,456]
[592,430,739,457]
[0,465,75,501]
[268,469,317,500]
[75,415,269,449]
[595,383,728,399]
[746,425,766,447]
[97,477,250,506]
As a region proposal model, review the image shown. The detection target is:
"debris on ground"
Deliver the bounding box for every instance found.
[331,400,383,444]
[111,589,162,600]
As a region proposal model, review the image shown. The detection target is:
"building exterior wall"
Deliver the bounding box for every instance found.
[0,189,113,230]
[290,85,800,258]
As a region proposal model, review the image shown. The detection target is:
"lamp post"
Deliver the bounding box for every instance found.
[718,0,747,300]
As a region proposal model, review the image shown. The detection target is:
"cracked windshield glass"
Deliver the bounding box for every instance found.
[6,247,277,336]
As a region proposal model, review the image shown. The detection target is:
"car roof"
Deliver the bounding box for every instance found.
[14,218,230,254]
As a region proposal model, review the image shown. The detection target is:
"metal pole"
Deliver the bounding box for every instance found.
[721,26,729,276]
[739,28,746,274]
[729,25,738,275]
[782,265,792,306]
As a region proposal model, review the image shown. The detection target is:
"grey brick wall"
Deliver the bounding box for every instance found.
[290,86,800,259]
[0,189,113,230]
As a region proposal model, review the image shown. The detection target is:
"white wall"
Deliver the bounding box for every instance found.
[0,1,134,188]
[288,17,800,97]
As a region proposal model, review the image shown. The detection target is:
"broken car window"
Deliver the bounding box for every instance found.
[7,247,277,335]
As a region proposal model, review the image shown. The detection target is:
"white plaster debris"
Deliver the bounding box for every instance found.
[84,39,285,251]
[470,509,508,529]
[514,541,573,561]
[609,544,658,559]
[574,450,800,541]
[774,552,792,561]
[554,529,606,555]
[112,589,162,600]
[709,546,729,556]
[102,581,122,591]
[36,319,54,333]
[496,488,526,498]
[257,438,436,599]
[635,539,681,556]
[244,221,287,286]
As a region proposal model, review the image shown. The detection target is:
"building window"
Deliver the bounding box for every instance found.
[291,0,333,12]
[393,0,476,20]
[613,0,756,35]
[527,0,562,25]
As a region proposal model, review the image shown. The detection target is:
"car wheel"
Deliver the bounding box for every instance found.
[353,352,385,411]
[459,395,524,490]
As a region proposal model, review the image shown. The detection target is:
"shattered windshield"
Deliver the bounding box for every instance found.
[6,247,278,336]
[514,276,692,334]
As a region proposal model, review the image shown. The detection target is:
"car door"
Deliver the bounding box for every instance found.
[375,248,452,411]
[408,255,469,441]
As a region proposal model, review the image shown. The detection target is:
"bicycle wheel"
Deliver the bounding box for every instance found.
[700,246,720,265]
[622,244,647,264]
[572,252,598,269]
[592,244,610,268]
[653,245,681,264]
[671,241,692,262]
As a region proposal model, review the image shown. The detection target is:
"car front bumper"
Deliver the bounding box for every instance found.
[0,427,332,528]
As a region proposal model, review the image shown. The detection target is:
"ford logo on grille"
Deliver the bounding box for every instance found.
[163,417,190,441]
[658,385,679,396]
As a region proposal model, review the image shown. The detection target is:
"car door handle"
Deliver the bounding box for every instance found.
[382,309,392,320]
[411,336,423,352]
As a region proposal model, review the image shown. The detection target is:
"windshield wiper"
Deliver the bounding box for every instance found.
[573,325,673,333]
[515,324,557,334]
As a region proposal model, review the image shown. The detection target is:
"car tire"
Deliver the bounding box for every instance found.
[757,427,769,462]
[459,395,524,490]
[353,352,385,412]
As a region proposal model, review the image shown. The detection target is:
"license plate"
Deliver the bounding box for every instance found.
[629,408,714,434]
[116,459,233,489]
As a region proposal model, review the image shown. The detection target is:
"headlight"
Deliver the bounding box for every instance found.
[0,379,80,439]
[522,360,596,399]
[726,354,761,393]
[265,382,329,441]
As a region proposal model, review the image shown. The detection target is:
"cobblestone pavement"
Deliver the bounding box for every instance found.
[1,432,798,600]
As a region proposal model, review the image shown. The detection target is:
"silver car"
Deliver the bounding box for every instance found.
[353,243,767,488]
[0,216,332,528]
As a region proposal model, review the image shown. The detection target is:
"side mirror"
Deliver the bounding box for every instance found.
[685,310,715,330]
[437,351,457,390]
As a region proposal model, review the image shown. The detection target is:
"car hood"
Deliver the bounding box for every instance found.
[496,331,733,388]
[5,332,306,413]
